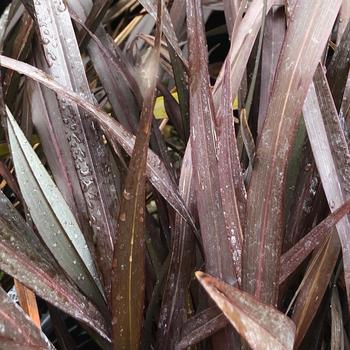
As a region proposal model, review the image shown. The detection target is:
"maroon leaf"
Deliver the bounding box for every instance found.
[157,144,196,350]
[196,272,296,350]
[0,287,54,350]
[213,0,276,107]
[291,235,340,348]
[111,2,162,348]
[176,306,228,350]
[26,0,119,297]
[279,200,350,284]
[0,55,195,229]
[241,0,341,305]
[258,5,285,134]
[187,0,235,284]
[216,60,245,281]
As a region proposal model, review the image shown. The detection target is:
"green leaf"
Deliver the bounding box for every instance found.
[0,190,109,342]
[6,106,106,312]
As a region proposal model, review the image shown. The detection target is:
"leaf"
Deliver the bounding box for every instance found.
[138,0,187,67]
[241,0,341,305]
[222,0,239,36]
[293,63,350,345]
[176,306,228,350]
[111,1,162,348]
[187,0,235,282]
[212,0,276,108]
[67,0,142,131]
[0,54,195,229]
[157,144,196,350]
[3,10,34,103]
[6,106,106,312]
[336,1,350,43]
[27,70,84,224]
[279,200,350,284]
[258,5,285,134]
[306,65,350,303]
[0,287,54,350]
[0,190,110,342]
[291,234,340,348]
[326,17,350,111]
[76,0,110,49]
[27,0,119,296]
[331,285,344,350]
[196,272,296,350]
[216,61,245,281]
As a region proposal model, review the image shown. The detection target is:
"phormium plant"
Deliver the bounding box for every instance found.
[0,0,348,349]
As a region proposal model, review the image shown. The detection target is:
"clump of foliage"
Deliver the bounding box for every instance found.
[0,0,349,349]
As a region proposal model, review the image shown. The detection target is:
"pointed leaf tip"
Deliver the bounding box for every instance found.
[197,273,296,350]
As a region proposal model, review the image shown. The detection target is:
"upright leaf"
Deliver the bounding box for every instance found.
[306,66,350,300]
[187,0,235,284]
[67,0,142,133]
[258,5,285,134]
[213,0,276,107]
[291,234,339,347]
[25,0,119,296]
[242,0,341,305]
[293,64,350,345]
[216,61,245,281]
[111,2,162,348]
[157,144,196,349]
[331,285,344,350]
[187,0,239,347]
[6,106,106,311]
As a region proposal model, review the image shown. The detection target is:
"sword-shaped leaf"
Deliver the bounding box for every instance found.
[0,287,54,350]
[293,64,350,345]
[23,0,119,296]
[196,272,296,350]
[0,54,195,229]
[156,144,196,350]
[279,200,350,283]
[111,1,162,348]
[242,0,341,305]
[6,106,106,312]
[187,0,235,284]
[0,190,109,341]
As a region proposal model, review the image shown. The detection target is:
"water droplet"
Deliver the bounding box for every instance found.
[123,190,132,200]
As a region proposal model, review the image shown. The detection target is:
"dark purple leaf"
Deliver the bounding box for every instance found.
[157,144,196,350]
[242,0,341,306]
[279,200,350,284]
[111,2,162,348]
[0,55,196,230]
[0,287,54,350]
[196,272,296,350]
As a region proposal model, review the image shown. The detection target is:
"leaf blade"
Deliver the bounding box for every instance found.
[242,0,341,305]
[196,272,296,350]
[6,106,106,311]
